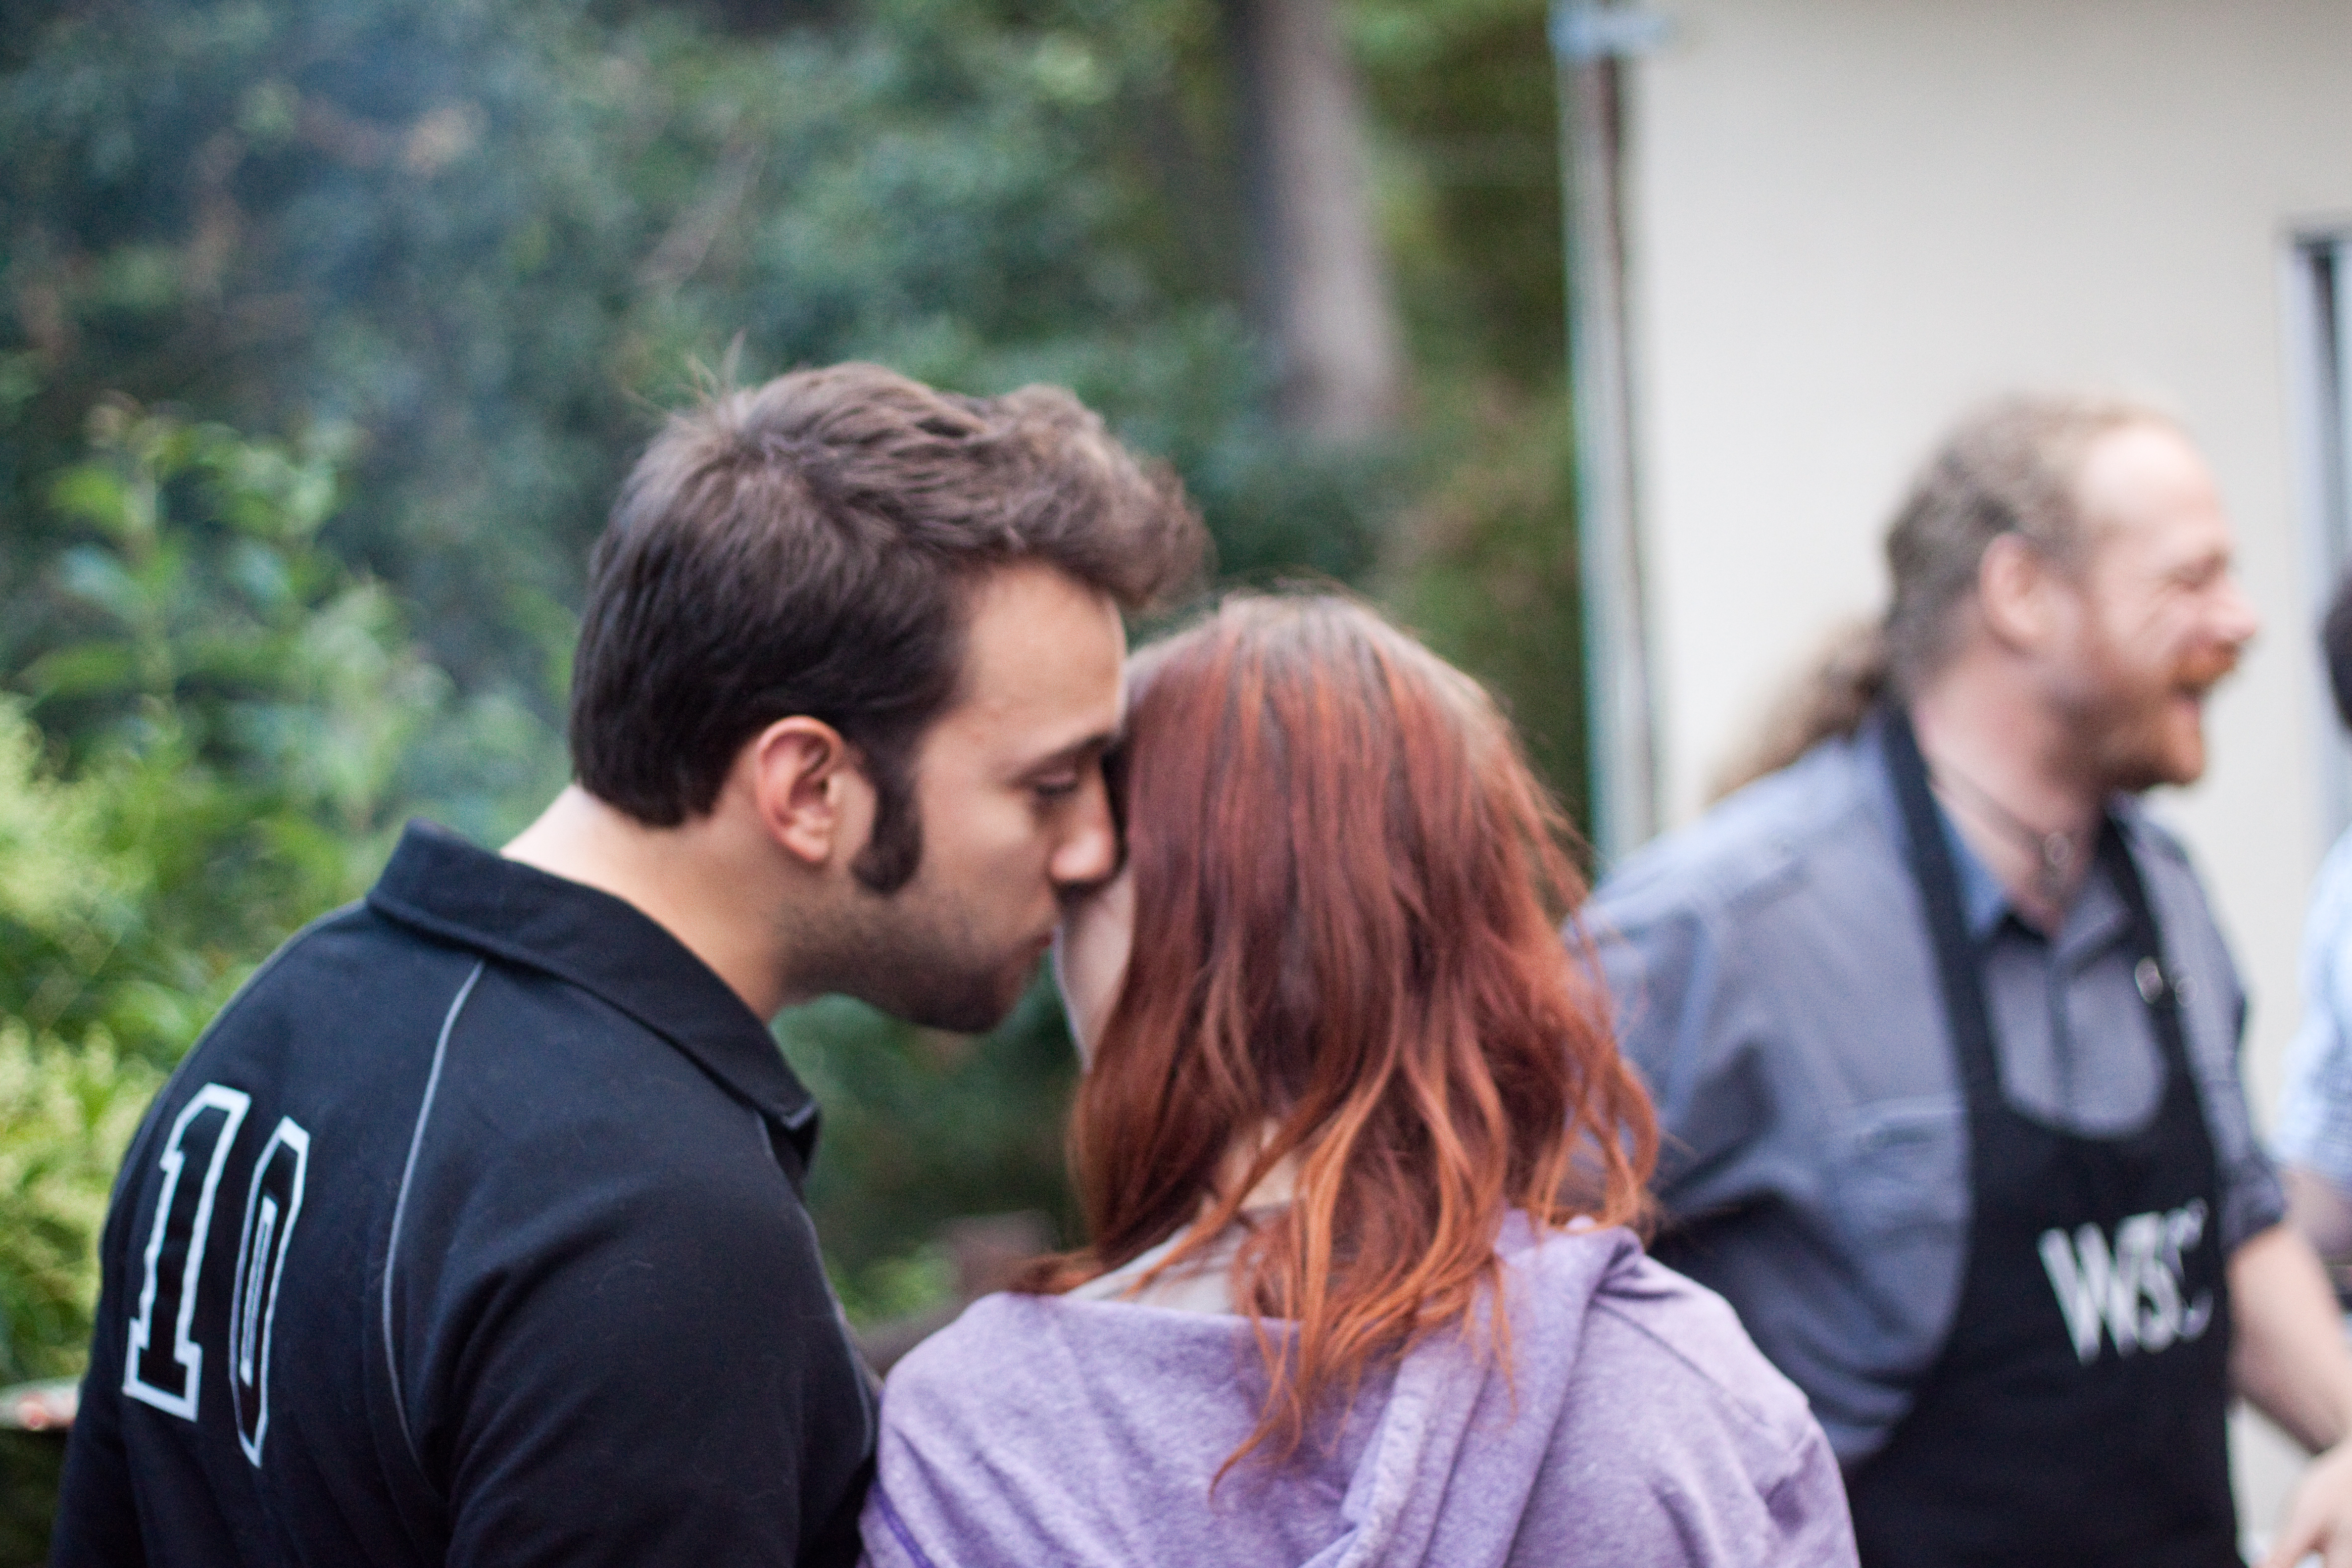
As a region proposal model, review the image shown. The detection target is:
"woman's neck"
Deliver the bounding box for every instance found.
[1216,1122,1303,1216]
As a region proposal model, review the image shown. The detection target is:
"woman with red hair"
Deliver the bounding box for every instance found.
[860,593,1853,1567]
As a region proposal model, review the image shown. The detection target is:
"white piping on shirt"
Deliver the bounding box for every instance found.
[382,960,484,1472]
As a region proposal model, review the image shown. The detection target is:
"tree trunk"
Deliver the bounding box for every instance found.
[1226,0,1404,441]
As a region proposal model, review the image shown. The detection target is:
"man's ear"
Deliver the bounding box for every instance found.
[746,717,870,870]
[1977,532,2057,652]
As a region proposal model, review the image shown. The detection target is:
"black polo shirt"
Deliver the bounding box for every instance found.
[52,822,874,1567]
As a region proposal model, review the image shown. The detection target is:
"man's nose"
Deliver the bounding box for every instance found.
[1051,772,1119,889]
[2212,571,2262,650]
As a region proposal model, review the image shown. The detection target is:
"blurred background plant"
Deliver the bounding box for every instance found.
[0,0,1581,1551]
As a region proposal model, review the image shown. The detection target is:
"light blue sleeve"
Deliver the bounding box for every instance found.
[2274,834,2352,1192]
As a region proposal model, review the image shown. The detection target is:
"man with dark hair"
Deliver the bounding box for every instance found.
[1592,396,2352,1564]
[51,362,1206,1567]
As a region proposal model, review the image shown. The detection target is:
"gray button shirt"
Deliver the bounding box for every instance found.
[1590,719,2283,1465]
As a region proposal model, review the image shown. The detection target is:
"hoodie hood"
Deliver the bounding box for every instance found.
[861,1218,1850,1568]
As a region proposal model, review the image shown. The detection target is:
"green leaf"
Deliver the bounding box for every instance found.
[13,643,138,703]
[45,470,128,535]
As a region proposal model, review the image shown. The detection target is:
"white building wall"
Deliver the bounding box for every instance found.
[1624,0,2352,1527]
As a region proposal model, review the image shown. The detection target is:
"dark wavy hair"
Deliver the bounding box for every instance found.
[569,361,1206,889]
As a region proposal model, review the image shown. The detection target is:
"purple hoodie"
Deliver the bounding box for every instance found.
[861,1218,1857,1567]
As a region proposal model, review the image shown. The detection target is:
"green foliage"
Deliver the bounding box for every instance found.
[0,681,257,1080]
[826,1240,956,1327]
[1351,0,1568,384]
[0,702,163,1564]
[0,1020,127,1561]
[0,1023,160,1388]
[1380,385,1586,829]
[778,983,1079,1289]
[1347,0,1586,822]
[1,0,1583,801]
[0,0,1397,694]
[0,1433,63,1568]
[5,400,562,1072]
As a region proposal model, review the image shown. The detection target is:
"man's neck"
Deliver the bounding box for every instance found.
[502,784,796,1018]
[1908,676,2103,932]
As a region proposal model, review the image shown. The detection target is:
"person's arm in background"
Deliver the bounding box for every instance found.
[2238,1223,2352,1568]
[2258,871,2352,1564]
[2277,864,2352,1266]
[2236,1224,2352,1449]
[2289,1166,2352,1264]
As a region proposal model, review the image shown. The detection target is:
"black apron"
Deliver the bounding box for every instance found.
[1844,709,2238,1568]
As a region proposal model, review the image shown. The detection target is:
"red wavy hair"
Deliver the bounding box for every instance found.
[1032,592,1657,1469]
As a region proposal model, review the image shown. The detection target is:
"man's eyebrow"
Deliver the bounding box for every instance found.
[1020,729,1120,776]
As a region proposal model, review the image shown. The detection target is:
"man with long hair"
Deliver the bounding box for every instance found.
[1595,397,2352,1564]
[51,364,1205,1566]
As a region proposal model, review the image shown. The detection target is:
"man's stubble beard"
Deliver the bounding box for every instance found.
[2057,628,2238,798]
[815,875,1032,1035]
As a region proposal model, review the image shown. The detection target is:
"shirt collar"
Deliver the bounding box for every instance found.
[1860,711,2133,955]
[1855,718,2010,939]
[1932,796,2135,959]
[1934,805,2013,941]
[365,820,820,1161]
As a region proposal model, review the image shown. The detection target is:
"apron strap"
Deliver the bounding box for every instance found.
[2093,816,2198,1086]
[1880,706,2007,1115]
[1884,704,2196,1102]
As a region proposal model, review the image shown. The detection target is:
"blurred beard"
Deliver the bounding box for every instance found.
[2063,637,2239,796]
[814,874,1041,1035]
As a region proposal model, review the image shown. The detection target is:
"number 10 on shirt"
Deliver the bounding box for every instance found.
[121,1080,312,1466]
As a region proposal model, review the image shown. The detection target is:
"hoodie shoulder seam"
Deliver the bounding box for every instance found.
[1585,1292,1813,1476]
